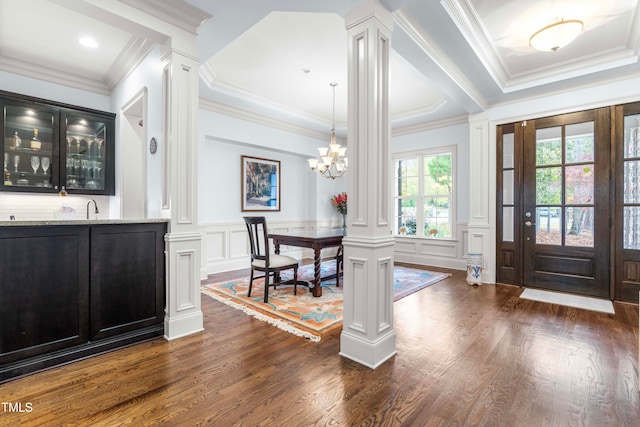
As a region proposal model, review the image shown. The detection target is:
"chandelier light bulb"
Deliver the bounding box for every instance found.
[308,82,348,179]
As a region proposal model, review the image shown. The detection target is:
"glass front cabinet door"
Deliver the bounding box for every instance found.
[61,111,114,194]
[1,91,115,195]
[2,101,59,191]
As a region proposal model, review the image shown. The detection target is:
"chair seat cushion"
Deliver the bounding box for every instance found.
[252,254,297,269]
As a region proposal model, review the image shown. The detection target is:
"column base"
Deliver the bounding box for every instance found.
[339,329,397,369]
[164,311,204,340]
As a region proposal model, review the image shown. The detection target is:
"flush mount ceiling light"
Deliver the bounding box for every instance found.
[79,37,98,49]
[529,19,583,52]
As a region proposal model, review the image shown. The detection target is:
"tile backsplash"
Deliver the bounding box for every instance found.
[0,193,111,221]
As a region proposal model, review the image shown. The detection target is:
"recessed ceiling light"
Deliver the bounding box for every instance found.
[302,68,311,74]
[79,37,98,49]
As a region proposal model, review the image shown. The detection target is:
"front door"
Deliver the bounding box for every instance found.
[497,108,611,298]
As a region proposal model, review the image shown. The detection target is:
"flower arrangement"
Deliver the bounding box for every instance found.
[331,192,347,215]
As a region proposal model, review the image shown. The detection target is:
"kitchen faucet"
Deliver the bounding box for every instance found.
[86,199,99,219]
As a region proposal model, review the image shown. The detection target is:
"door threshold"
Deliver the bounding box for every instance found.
[520,288,614,314]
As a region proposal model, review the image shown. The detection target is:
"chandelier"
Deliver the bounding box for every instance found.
[529,18,583,52]
[308,82,347,179]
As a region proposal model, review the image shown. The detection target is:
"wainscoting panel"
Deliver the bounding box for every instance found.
[199,221,468,278]
[393,222,468,271]
[202,230,226,263]
[199,220,337,278]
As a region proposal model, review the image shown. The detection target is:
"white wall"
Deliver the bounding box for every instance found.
[198,109,346,224]
[110,45,165,219]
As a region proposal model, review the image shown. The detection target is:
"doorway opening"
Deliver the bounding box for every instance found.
[120,88,147,219]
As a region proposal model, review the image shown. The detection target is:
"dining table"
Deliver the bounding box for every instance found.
[269,228,345,297]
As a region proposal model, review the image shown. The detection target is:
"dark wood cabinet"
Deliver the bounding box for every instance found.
[90,224,165,340]
[0,221,166,382]
[1,90,115,195]
[0,226,89,364]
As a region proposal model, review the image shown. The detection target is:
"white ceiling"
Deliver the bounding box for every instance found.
[1,0,639,137]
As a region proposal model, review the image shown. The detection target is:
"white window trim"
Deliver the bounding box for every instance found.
[391,145,457,239]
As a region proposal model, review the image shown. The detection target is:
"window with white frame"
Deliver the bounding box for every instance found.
[393,146,455,238]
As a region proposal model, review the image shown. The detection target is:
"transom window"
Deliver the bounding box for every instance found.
[393,146,455,238]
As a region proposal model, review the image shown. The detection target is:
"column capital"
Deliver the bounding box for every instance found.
[346,0,394,31]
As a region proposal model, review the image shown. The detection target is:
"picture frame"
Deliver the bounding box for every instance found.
[241,155,281,212]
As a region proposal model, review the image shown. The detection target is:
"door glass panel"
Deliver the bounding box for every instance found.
[565,165,594,204]
[503,170,514,205]
[565,207,594,247]
[536,127,562,165]
[565,122,594,163]
[503,133,514,168]
[536,206,561,245]
[503,206,514,242]
[623,114,640,158]
[536,167,561,204]
[624,160,640,203]
[623,206,640,249]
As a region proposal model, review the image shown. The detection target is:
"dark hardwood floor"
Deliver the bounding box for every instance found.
[1,265,638,426]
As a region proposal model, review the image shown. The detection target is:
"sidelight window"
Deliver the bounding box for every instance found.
[623,114,640,249]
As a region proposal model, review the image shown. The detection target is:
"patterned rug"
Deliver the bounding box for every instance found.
[201,262,450,342]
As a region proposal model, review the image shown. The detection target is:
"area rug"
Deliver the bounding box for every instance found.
[520,288,615,314]
[201,262,450,342]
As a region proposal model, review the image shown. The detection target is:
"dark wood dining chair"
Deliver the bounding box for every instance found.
[335,245,344,287]
[243,216,299,303]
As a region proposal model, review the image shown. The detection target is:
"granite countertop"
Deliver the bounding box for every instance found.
[0,218,170,226]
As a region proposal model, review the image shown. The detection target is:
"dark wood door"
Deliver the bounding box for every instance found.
[613,101,640,302]
[521,109,611,298]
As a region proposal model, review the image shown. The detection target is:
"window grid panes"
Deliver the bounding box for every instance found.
[394,148,454,238]
[501,132,515,242]
[535,122,594,247]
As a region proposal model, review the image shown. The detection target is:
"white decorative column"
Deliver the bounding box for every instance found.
[467,113,495,284]
[162,42,204,339]
[340,0,396,368]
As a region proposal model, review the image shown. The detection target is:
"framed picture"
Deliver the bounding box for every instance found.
[241,155,281,211]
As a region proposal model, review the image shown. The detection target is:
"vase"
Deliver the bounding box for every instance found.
[466,253,483,286]
[342,214,346,231]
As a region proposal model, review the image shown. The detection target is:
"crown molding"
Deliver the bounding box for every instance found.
[118,0,212,35]
[106,36,156,90]
[439,0,508,90]
[200,65,345,129]
[392,114,469,137]
[502,47,638,93]
[199,98,329,142]
[0,55,110,95]
[392,98,447,122]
